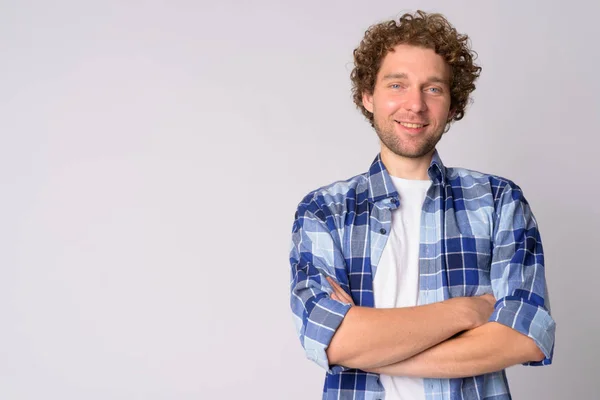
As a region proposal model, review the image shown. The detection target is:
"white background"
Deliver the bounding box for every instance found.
[1,0,598,398]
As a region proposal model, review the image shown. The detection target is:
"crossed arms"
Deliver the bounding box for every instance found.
[290,183,556,378]
[326,277,544,378]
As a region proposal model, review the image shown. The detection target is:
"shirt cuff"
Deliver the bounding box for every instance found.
[489,297,556,366]
[303,296,352,373]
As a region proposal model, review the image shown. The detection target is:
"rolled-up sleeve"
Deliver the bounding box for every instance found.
[488,181,556,365]
[289,198,352,373]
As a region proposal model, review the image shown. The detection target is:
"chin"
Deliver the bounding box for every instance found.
[386,146,432,159]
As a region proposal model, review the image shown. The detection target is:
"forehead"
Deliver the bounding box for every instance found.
[378,44,451,82]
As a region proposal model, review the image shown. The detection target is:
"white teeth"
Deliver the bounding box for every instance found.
[399,122,425,128]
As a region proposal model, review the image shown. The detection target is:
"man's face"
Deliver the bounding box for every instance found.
[362,44,453,160]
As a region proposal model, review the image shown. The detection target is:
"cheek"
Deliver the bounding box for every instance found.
[379,97,401,114]
[428,100,452,120]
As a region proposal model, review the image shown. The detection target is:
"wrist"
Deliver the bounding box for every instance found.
[443,298,477,330]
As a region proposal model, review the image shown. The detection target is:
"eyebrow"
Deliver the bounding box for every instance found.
[381,73,408,81]
[381,73,449,85]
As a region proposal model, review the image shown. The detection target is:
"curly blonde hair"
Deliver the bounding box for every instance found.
[351,10,482,127]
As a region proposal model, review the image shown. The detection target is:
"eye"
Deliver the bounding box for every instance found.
[390,84,402,89]
[426,87,442,94]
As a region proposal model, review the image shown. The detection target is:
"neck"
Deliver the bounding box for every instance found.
[380,146,434,180]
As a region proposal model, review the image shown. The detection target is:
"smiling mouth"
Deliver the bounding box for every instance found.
[396,121,429,128]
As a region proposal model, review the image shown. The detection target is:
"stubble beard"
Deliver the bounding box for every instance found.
[373,117,445,159]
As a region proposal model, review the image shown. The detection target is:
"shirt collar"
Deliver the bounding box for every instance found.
[367,149,447,204]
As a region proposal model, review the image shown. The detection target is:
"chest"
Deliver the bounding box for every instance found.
[340,186,496,304]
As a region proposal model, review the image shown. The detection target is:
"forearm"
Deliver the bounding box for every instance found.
[367,322,545,378]
[326,301,475,370]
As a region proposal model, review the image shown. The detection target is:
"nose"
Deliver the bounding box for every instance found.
[402,88,427,113]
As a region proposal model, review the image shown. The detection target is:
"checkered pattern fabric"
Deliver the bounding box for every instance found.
[289,151,555,400]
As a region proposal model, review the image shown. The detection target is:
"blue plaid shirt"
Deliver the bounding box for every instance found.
[289,151,555,400]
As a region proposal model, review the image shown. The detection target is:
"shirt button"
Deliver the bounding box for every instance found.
[380,228,386,234]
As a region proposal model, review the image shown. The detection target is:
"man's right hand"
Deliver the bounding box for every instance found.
[446,294,496,329]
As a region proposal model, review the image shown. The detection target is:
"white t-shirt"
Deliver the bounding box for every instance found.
[373,175,431,400]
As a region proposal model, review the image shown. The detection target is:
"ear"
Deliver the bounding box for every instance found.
[447,108,456,121]
[362,92,374,114]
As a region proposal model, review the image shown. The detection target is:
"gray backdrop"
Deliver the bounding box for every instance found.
[1,0,598,399]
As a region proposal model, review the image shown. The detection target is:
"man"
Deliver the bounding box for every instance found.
[288,10,556,400]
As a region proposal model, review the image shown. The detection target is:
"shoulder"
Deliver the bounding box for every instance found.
[296,172,369,221]
[445,167,533,220]
[446,167,524,202]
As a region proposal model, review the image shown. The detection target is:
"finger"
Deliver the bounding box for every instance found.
[332,290,353,305]
[326,276,341,290]
[327,277,347,299]
[326,277,341,297]
[335,283,354,304]
[327,277,354,305]
[336,286,353,304]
